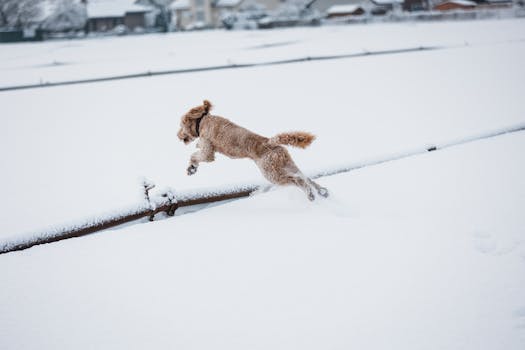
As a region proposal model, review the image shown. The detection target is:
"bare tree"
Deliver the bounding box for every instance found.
[42,0,87,32]
[0,0,42,29]
[273,0,312,19]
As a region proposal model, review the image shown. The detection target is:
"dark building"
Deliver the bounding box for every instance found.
[86,1,152,32]
[403,0,429,11]
[434,0,476,10]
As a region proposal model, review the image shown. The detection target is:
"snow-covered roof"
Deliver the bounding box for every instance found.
[170,0,190,10]
[437,0,476,5]
[87,0,152,19]
[214,0,243,8]
[450,0,476,5]
[456,0,476,4]
[372,0,403,4]
[327,4,363,14]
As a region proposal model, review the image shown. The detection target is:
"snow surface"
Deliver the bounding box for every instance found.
[1,130,524,349]
[1,17,525,349]
[1,18,525,240]
[1,19,525,88]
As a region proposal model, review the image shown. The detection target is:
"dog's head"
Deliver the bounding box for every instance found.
[177,100,212,145]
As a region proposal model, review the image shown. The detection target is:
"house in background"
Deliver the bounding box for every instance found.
[433,0,476,10]
[171,0,191,29]
[309,0,402,17]
[403,0,428,11]
[171,0,306,30]
[170,0,244,29]
[86,0,153,32]
[326,4,365,17]
[369,0,403,12]
[476,0,513,8]
[309,0,365,14]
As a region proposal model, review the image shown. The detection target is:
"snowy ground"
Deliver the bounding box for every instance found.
[1,19,524,88]
[1,21,525,239]
[1,18,525,349]
[1,130,524,349]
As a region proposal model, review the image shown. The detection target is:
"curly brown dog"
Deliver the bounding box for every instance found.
[177,100,328,201]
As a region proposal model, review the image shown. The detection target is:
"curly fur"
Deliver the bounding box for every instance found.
[177,100,328,200]
[270,132,316,149]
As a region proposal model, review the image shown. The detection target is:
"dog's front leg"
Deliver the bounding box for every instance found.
[187,139,215,176]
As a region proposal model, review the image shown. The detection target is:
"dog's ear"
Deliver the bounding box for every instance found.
[186,100,212,120]
[203,100,212,113]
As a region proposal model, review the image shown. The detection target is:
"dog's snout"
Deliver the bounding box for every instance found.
[177,129,186,142]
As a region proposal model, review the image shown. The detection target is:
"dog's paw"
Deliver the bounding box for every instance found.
[307,192,315,201]
[187,164,197,176]
[318,187,329,198]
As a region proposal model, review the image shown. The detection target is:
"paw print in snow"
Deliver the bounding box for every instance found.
[473,231,498,254]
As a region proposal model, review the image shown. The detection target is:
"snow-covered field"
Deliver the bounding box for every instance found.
[1,18,525,349]
[2,126,525,350]
[1,19,524,88]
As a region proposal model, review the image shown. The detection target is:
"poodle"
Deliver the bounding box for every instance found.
[177,100,328,201]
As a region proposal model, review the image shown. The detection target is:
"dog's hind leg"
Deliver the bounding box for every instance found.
[187,139,215,176]
[307,178,329,198]
[257,147,316,201]
[288,175,315,201]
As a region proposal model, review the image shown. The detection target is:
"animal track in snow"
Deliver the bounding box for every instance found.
[472,231,523,257]
[473,231,498,254]
[513,306,525,329]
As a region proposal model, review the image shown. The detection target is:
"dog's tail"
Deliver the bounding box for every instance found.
[270,132,315,149]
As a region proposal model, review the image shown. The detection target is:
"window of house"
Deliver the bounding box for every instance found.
[195,10,205,21]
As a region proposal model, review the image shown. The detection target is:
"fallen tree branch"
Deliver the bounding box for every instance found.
[0,184,259,254]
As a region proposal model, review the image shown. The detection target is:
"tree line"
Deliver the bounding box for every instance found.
[0,0,87,31]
